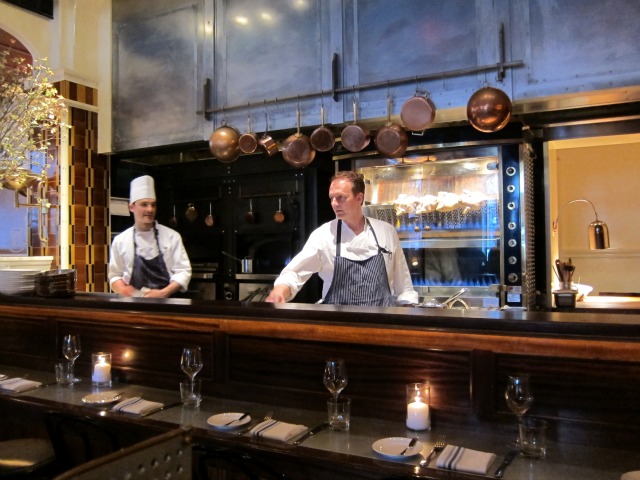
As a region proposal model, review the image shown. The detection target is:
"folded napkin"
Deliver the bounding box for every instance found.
[0,377,42,392]
[248,419,307,442]
[436,444,497,475]
[112,397,164,415]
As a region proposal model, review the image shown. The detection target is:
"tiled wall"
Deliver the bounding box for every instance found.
[37,81,110,292]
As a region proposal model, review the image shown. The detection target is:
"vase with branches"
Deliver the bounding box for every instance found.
[0,44,66,191]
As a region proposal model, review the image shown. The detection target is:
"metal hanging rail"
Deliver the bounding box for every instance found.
[203,58,524,117]
[203,24,524,118]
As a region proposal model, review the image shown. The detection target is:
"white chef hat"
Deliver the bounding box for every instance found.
[129,175,156,203]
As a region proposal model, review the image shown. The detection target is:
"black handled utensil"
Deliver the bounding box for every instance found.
[399,437,419,456]
[494,449,518,478]
[293,422,330,445]
[224,412,249,426]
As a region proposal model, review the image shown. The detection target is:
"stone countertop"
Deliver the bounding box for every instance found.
[1,365,636,480]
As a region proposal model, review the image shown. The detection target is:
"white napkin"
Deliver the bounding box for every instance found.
[112,397,164,415]
[0,377,42,392]
[436,444,497,475]
[249,419,307,442]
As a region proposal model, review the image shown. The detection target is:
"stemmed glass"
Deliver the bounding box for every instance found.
[323,359,348,401]
[505,374,534,444]
[62,334,81,382]
[181,346,203,382]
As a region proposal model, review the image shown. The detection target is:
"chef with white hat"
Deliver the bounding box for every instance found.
[108,175,192,298]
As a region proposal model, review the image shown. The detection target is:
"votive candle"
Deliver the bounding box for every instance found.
[92,352,112,385]
[406,382,431,430]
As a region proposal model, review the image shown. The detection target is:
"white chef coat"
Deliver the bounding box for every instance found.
[274,217,418,304]
[108,224,192,292]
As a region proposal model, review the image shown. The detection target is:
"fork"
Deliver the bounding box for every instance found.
[236,410,273,435]
[419,435,446,468]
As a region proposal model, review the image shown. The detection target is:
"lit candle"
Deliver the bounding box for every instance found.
[407,400,430,430]
[92,355,111,384]
[406,382,431,431]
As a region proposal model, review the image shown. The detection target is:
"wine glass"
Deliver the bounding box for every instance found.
[505,374,534,443]
[62,334,81,382]
[181,346,203,382]
[323,359,348,401]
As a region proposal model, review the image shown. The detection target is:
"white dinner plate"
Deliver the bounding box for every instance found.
[372,437,423,459]
[81,391,123,404]
[207,412,251,430]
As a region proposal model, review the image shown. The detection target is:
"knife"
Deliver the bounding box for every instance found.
[293,422,330,445]
[494,449,518,478]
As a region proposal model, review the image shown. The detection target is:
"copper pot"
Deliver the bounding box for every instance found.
[340,99,370,153]
[209,124,241,163]
[375,96,408,158]
[310,105,335,152]
[400,93,436,131]
[258,113,278,157]
[238,114,259,154]
[466,86,512,133]
[282,108,316,168]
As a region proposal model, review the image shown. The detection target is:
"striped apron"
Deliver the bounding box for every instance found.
[323,219,396,307]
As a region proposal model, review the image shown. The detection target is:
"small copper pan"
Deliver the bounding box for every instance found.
[400,93,436,131]
[375,96,408,158]
[340,98,370,153]
[258,112,278,156]
[239,113,258,154]
[310,105,335,152]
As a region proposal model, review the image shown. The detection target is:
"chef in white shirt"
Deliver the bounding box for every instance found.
[266,171,418,306]
[108,175,191,298]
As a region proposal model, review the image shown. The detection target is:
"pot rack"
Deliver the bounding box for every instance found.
[203,25,524,119]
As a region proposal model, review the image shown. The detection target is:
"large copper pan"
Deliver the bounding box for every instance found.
[310,105,335,152]
[209,123,241,163]
[466,86,512,133]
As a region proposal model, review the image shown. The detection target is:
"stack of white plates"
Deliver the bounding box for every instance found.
[0,269,40,295]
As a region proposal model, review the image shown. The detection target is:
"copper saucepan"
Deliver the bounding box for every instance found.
[340,98,370,153]
[466,86,512,133]
[400,92,436,131]
[282,107,316,168]
[375,96,408,158]
[310,104,335,152]
[258,112,278,157]
[239,113,258,154]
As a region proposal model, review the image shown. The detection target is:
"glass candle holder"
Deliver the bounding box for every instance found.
[406,382,431,431]
[92,352,112,386]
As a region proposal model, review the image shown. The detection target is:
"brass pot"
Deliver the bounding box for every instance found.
[466,87,512,133]
[208,125,241,163]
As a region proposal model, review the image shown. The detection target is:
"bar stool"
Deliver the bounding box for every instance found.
[43,411,121,473]
[0,437,55,479]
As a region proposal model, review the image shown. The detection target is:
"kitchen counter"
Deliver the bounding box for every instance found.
[0,364,636,480]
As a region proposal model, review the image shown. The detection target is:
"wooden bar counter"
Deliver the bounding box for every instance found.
[1,293,639,479]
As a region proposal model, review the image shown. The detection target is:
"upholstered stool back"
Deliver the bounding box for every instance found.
[52,427,192,480]
[0,437,55,479]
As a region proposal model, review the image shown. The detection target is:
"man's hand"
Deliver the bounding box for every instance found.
[265,285,291,303]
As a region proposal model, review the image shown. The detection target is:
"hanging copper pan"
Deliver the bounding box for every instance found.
[282,107,316,168]
[466,86,512,133]
[400,93,436,131]
[258,112,278,157]
[310,105,335,152]
[340,98,370,153]
[238,113,258,154]
[375,96,408,158]
[209,122,241,163]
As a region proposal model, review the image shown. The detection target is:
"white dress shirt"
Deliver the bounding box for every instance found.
[108,224,192,292]
[274,217,418,304]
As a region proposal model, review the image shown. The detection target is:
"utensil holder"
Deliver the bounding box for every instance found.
[553,290,577,308]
